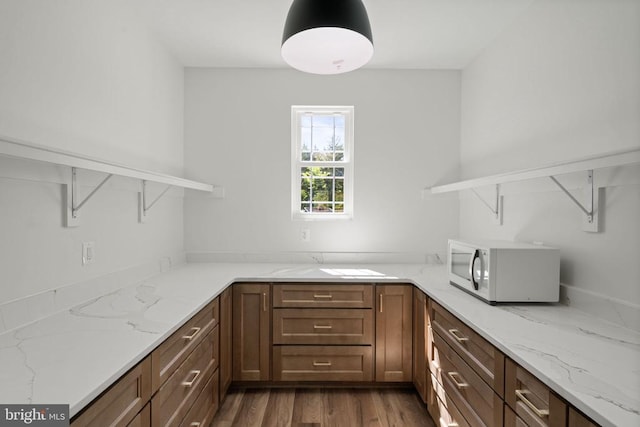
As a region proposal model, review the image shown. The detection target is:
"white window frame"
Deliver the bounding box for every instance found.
[291,105,354,220]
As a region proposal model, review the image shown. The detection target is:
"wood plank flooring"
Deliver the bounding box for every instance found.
[211,388,436,427]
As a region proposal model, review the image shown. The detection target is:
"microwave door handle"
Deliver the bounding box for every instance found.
[470,249,480,290]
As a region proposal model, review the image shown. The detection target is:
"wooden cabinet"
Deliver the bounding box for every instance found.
[72,298,221,427]
[429,299,505,396]
[151,299,218,393]
[430,327,503,427]
[233,283,271,381]
[505,358,600,427]
[71,358,151,427]
[413,287,428,403]
[178,369,219,427]
[152,326,218,427]
[505,357,567,427]
[273,308,373,345]
[375,284,413,382]
[273,283,373,308]
[272,283,374,382]
[72,281,606,427]
[127,404,150,427]
[505,404,528,427]
[425,300,601,427]
[273,345,373,381]
[428,373,472,427]
[219,286,232,401]
[568,408,598,427]
[151,298,219,427]
[427,300,504,427]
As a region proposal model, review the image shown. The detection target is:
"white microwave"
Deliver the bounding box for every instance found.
[448,239,560,304]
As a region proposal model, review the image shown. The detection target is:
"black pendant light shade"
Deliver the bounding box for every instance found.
[281,0,374,74]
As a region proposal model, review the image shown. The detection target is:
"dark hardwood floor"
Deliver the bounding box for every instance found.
[211,388,436,427]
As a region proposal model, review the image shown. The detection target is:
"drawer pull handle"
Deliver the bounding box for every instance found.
[190,423,201,427]
[515,389,549,418]
[263,292,267,311]
[313,361,332,367]
[313,294,333,299]
[182,327,201,340]
[313,324,333,330]
[379,293,383,312]
[439,418,458,427]
[448,328,469,342]
[447,371,469,389]
[181,370,201,387]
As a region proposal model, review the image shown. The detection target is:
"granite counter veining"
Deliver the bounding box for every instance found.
[0,263,638,426]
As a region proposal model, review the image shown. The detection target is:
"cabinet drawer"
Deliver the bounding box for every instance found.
[428,373,471,427]
[152,328,217,427]
[273,284,373,308]
[273,345,373,381]
[506,358,567,427]
[71,357,151,427]
[505,404,528,427]
[126,403,150,427]
[179,369,219,427]
[430,329,503,427]
[429,300,505,396]
[151,298,218,392]
[273,308,373,345]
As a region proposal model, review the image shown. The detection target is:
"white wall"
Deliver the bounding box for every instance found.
[0,0,185,310]
[184,69,460,262]
[0,0,184,174]
[459,0,640,323]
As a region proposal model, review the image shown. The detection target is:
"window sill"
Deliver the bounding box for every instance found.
[292,213,353,221]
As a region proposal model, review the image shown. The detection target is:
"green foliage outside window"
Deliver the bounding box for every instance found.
[299,113,346,214]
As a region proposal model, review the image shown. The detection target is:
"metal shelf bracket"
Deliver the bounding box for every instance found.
[470,184,503,225]
[64,167,113,227]
[549,170,600,232]
[138,180,172,223]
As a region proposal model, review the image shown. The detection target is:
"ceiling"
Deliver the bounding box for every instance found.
[138,0,536,70]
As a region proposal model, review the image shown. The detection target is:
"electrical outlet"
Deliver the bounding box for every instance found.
[301,229,311,242]
[82,242,95,265]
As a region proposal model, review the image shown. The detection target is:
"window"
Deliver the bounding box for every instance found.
[291,106,354,220]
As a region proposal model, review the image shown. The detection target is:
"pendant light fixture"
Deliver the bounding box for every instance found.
[281,0,374,75]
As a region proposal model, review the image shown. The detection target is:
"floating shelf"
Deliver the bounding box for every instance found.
[427,147,640,232]
[0,136,213,191]
[0,135,214,226]
[429,148,640,194]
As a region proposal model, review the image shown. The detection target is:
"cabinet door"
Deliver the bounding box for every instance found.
[413,287,428,403]
[219,287,232,399]
[232,283,270,381]
[71,358,151,427]
[375,284,413,382]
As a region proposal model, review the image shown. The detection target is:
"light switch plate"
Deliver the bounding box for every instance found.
[82,241,95,265]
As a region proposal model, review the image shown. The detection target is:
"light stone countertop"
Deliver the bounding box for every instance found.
[0,262,638,427]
